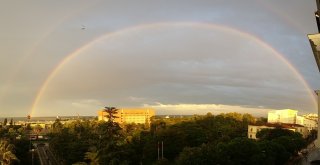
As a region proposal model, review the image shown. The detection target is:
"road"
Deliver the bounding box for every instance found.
[37,144,61,165]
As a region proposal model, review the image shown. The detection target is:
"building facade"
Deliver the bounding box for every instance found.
[267,109,298,124]
[296,116,318,132]
[267,109,317,132]
[98,108,155,125]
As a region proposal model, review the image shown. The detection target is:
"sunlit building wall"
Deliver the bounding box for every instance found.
[98,108,155,125]
[267,109,298,124]
[296,116,318,131]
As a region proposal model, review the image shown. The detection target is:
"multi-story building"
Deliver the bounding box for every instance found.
[303,114,318,122]
[248,109,317,140]
[98,107,155,125]
[296,116,318,132]
[267,109,298,124]
[267,109,317,132]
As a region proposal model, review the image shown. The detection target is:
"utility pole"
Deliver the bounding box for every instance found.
[157,141,160,160]
[161,141,164,159]
[157,141,164,160]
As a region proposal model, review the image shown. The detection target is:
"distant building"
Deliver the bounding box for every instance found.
[267,109,298,124]
[248,123,308,139]
[303,113,318,121]
[267,109,317,132]
[296,116,318,131]
[248,109,318,140]
[98,108,155,125]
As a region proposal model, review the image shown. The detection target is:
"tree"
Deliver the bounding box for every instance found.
[256,128,300,141]
[52,118,63,133]
[256,128,306,156]
[224,138,262,165]
[257,140,290,165]
[242,113,255,124]
[84,147,99,165]
[0,140,19,165]
[176,146,206,165]
[3,118,7,127]
[103,107,119,122]
[9,119,13,126]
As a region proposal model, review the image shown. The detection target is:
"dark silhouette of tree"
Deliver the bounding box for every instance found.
[257,128,300,141]
[103,107,119,122]
[3,118,7,127]
[84,146,99,165]
[9,118,13,126]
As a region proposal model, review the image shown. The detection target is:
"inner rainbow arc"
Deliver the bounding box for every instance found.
[29,22,317,116]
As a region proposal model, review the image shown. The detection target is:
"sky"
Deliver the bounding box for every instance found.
[0,0,320,117]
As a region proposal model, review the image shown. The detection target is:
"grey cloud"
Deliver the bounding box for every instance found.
[0,0,318,116]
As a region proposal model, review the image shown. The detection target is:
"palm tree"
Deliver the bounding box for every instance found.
[103,107,119,122]
[0,140,19,165]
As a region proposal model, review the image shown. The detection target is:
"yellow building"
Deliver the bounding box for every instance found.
[98,108,155,125]
[267,109,298,124]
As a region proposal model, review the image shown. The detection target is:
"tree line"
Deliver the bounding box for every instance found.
[47,108,313,165]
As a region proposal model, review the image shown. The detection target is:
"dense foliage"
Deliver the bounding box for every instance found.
[46,111,311,165]
[0,119,35,165]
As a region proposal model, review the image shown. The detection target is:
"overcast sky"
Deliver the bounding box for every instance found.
[0,0,320,117]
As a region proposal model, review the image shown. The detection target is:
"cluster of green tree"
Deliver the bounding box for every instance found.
[49,107,128,164]
[48,109,310,165]
[0,119,35,165]
[177,128,308,165]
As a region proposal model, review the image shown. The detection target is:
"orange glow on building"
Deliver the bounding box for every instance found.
[98,108,155,125]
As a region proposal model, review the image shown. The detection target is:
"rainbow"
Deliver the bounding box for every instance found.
[29,22,317,116]
[0,3,98,105]
[256,0,307,34]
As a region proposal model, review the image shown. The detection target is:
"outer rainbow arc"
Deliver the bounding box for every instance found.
[0,1,101,106]
[29,22,317,116]
[256,0,307,34]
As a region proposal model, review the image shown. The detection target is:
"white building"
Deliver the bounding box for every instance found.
[249,110,318,140]
[267,109,317,132]
[303,114,318,121]
[268,109,298,124]
[296,116,318,132]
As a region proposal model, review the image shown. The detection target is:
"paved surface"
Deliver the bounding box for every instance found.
[37,144,61,165]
